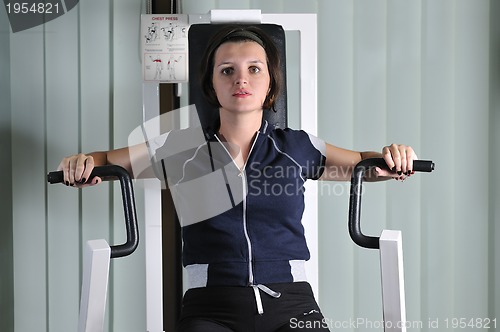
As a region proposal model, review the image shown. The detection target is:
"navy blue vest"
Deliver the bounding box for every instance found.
[152,120,326,288]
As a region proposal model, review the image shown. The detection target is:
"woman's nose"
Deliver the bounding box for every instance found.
[234,71,248,85]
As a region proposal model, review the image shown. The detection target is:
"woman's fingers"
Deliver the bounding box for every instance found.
[76,154,95,184]
[57,154,97,187]
[382,144,398,172]
[382,144,418,177]
[76,175,102,188]
[57,156,73,186]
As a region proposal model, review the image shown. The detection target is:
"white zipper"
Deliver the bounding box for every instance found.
[215,131,281,314]
[215,132,260,285]
[241,170,254,284]
[241,133,259,285]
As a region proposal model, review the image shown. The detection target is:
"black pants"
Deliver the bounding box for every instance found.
[178,282,330,332]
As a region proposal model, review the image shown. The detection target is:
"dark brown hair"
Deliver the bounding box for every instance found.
[199,25,282,111]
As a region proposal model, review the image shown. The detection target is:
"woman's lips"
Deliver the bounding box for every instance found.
[232,90,252,97]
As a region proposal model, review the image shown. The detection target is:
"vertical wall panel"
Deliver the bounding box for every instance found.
[11,25,48,331]
[453,0,490,319]
[111,0,147,331]
[420,0,456,327]
[317,0,356,328]
[217,0,250,9]
[282,0,317,13]
[489,0,500,324]
[79,0,112,241]
[181,0,217,15]
[386,0,422,324]
[0,6,14,332]
[45,6,81,332]
[251,0,284,13]
[9,1,146,331]
[353,1,387,327]
[79,2,114,330]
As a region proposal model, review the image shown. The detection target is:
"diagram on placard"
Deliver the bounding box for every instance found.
[144,54,185,81]
[144,22,160,43]
[147,55,164,80]
[142,15,189,82]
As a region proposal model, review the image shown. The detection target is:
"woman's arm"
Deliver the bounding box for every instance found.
[319,143,417,182]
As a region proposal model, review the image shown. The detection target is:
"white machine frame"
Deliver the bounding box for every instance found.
[379,230,407,332]
[78,240,111,332]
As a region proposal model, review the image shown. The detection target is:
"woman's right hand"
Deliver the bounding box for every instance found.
[57,153,102,187]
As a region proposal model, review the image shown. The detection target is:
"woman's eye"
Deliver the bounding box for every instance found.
[249,66,260,73]
[221,67,233,75]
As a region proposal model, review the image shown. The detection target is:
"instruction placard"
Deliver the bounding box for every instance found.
[141,14,189,82]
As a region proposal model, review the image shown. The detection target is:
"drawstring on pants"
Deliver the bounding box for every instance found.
[252,284,281,315]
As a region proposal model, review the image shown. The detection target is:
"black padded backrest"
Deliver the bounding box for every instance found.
[188,24,287,133]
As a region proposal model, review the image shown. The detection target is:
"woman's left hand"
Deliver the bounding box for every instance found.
[376,144,418,180]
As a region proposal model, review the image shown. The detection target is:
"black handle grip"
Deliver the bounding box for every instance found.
[47,170,65,184]
[349,158,434,249]
[47,165,139,258]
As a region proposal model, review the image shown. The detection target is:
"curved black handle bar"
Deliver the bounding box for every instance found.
[47,165,139,259]
[349,158,434,249]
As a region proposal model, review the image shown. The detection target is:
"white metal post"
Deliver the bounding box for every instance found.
[142,82,165,332]
[379,230,407,332]
[78,239,111,332]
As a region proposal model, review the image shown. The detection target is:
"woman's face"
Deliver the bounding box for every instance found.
[212,41,271,115]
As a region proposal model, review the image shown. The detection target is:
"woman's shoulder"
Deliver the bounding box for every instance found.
[267,126,326,156]
[267,125,306,138]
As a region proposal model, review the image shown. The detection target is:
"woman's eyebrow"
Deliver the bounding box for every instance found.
[216,59,264,67]
[248,60,265,65]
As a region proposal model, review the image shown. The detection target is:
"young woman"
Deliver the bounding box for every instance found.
[58,26,417,332]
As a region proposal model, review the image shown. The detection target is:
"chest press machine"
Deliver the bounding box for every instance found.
[45,10,313,332]
[46,9,434,332]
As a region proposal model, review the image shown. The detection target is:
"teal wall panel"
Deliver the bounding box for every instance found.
[7,1,146,331]
[0,4,14,332]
